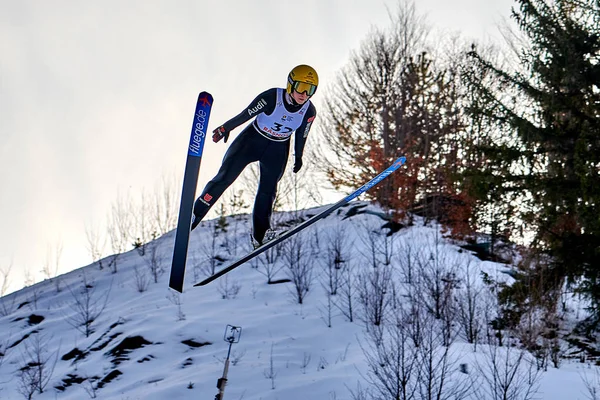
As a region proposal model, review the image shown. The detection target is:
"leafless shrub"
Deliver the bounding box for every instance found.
[346,381,371,400]
[230,348,247,366]
[356,218,394,268]
[301,352,312,374]
[133,190,155,256]
[152,172,179,235]
[82,373,100,399]
[132,265,150,293]
[107,191,134,273]
[16,332,59,399]
[412,237,460,346]
[360,298,470,400]
[263,342,278,390]
[217,275,242,300]
[254,237,286,283]
[143,241,164,284]
[319,290,335,328]
[0,263,17,316]
[415,311,471,400]
[396,238,422,284]
[361,307,420,400]
[0,337,9,371]
[284,234,313,304]
[321,224,353,296]
[335,262,358,323]
[582,366,600,400]
[25,283,41,311]
[474,342,542,400]
[456,260,484,350]
[222,188,248,256]
[65,274,111,337]
[42,241,63,293]
[357,264,394,328]
[1,261,13,296]
[167,292,186,321]
[23,267,35,288]
[198,222,223,277]
[317,356,329,371]
[85,221,106,270]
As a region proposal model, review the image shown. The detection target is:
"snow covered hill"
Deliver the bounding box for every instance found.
[0,202,597,400]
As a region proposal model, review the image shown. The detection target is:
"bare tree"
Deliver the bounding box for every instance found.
[107,191,134,273]
[132,265,150,293]
[41,241,63,292]
[414,310,472,400]
[319,290,335,328]
[0,336,9,371]
[356,218,392,269]
[263,342,278,390]
[357,264,394,328]
[284,234,313,304]
[412,235,460,346]
[1,261,12,296]
[474,342,542,400]
[360,301,470,400]
[360,307,420,400]
[0,262,17,316]
[133,190,156,256]
[582,366,600,400]
[167,291,186,321]
[336,261,358,323]
[456,260,484,350]
[300,352,312,374]
[217,275,242,300]
[222,187,249,256]
[321,224,353,296]
[256,243,286,284]
[198,221,224,277]
[16,332,59,399]
[85,221,106,270]
[65,274,111,337]
[152,172,179,235]
[142,241,164,284]
[396,238,422,284]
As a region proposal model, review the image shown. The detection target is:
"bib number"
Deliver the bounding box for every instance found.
[271,122,293,134]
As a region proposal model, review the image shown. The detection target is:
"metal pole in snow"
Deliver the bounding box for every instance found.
[214,325,242,400]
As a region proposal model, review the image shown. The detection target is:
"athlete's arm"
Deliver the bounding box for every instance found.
[294,103,317,160]
[221,88,277,132]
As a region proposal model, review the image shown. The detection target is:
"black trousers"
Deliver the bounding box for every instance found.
[192,125,290,242]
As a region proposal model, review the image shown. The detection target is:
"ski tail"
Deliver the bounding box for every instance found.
[194,156,406,287]
[169,92,214,293]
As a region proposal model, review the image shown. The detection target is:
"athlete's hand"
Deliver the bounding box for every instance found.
[212,126,230,143]
[293,157,303,173]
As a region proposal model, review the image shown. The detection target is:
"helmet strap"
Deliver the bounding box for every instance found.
[285,91,299,106]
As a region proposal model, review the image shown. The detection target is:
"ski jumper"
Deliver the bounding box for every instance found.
[192,88,317,242]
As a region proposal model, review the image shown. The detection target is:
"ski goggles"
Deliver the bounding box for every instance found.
[289,79,317,96]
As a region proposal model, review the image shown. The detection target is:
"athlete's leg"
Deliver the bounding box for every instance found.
[192,129,259,230]
[252,141,290,242]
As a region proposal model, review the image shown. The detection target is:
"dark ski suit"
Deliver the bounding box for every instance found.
[191,87,317,243]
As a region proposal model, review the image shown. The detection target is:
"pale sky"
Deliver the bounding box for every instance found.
[0,0,514,293]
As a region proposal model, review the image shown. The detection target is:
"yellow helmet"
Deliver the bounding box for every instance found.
[286,64,319,96]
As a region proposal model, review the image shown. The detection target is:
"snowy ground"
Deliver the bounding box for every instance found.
[0,201,599,400]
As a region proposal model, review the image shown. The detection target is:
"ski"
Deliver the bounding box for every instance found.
[194,156,406,287]
[169,92,214,293]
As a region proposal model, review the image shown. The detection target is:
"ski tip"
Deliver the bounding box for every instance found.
[197,92,213,107]
[394,156,406,166]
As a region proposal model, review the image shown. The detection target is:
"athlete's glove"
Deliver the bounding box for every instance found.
[293,156,303,173]
[212,126,230,143]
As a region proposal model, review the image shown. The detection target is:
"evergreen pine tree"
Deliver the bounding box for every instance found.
[465,0,600,315]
